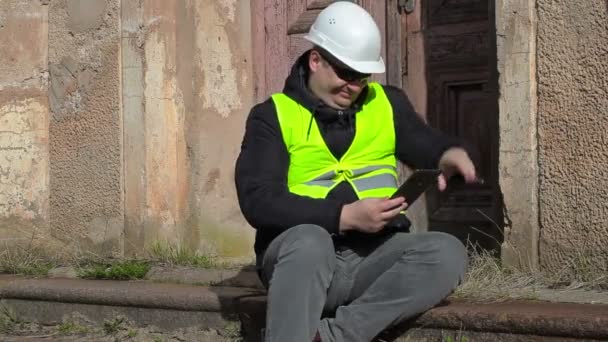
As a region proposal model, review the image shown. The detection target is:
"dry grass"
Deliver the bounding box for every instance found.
[0,242,56,277]
[453,210,608,302]
[454,244,542,302]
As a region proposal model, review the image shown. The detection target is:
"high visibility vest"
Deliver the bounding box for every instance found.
[272,82,398,199]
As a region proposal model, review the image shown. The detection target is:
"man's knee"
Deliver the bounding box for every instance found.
[402,232,467,278]
[280,224,335,266]
[422,232,467,280]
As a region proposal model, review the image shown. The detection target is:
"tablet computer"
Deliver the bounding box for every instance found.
[390,169,442,204]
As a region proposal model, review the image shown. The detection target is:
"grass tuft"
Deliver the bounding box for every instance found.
[77,260,150,280]
[0,304,19,334]
[0,244,55,277]
[146,240,217,268]
[57,321,89,335]
[103,316,125,335]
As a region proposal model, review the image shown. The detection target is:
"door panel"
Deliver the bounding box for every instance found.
[424,0,502,251]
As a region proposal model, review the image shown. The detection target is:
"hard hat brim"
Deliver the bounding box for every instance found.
[304,35,386,74]
[341,58,386,74]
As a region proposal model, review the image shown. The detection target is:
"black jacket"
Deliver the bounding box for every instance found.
[235,51,462,255]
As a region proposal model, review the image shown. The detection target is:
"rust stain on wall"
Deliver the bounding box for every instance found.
[0,1,50,242]
[139,0,191,246]
[185,0,255,259]
[0,1,48,87]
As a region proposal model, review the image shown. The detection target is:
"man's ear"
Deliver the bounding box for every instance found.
[309,50,322,73]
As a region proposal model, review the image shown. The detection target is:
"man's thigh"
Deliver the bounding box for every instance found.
[346,231,437,302]
[258,224,335,288]
[323,232,407,310]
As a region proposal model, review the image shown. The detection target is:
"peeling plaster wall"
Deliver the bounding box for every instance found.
[0,1,51,245]
[48,0,123,255]
[122,0,254,260]
[190,0,254,260]
[536,1,608,272]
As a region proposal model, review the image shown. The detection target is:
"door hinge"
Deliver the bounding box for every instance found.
[398,0,415,14]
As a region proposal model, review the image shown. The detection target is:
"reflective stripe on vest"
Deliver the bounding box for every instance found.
[272,82,397,199]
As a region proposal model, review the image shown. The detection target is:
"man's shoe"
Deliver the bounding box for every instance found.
[312,331,322,342]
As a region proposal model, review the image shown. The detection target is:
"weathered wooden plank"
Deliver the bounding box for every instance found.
[359,0,387,84]
[251,0,267,101]
[287,1,314,65]
[386,0,403,87]
[307,0,334,9]
[264,0,290,95]
[287,9,321,34]
[404,0,427,117]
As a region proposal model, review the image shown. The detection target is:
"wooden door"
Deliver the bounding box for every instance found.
[422,0,503,251]
[252,0,394,102]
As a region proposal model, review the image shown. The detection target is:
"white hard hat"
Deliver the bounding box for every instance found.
[304,1,385,74]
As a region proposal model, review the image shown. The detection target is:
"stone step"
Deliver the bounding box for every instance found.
[2,275,608,341]
[0,275,262,333]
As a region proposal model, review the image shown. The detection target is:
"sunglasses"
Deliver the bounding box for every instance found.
[317,50,371,83]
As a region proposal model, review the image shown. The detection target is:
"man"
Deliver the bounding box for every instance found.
[235,2,477,342]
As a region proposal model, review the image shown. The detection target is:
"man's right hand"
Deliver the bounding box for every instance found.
[339,197,408,233]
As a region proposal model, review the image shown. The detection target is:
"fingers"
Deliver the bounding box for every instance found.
[461,162,477,183]
[378,197,406,211]
[438,174,447,191]
[380,202,408,220]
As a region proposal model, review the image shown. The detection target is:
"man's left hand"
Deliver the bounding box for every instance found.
[437,147,477,191]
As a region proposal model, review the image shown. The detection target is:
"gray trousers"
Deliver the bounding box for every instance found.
[258,224,467,342]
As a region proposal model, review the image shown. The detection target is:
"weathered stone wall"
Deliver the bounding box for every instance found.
[536,0,608,272]
[121,0,254,260]
[0,1,51,246]
[48,0,123,255]
[1,0,255,261]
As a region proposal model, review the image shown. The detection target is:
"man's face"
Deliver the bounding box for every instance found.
[308,50,371,110]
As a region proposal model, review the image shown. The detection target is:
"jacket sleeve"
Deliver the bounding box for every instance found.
[383,85,464,169]
[234,99,343,236]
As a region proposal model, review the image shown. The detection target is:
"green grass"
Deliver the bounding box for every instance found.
[221,319,242,340]
[57,321,89,335]
[146,240,217,268]
[444,335,469,342]
[78,260,150,280]
[103,317,125,335]
[0,304,19,334]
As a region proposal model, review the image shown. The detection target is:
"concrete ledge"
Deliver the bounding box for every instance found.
[145,266,264,289]
[1,298,231,331]
[413,299,608,340]
[402,328,597,342]
[2,275,607,341]
[238,296,608,341]
[0,276,263,312]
